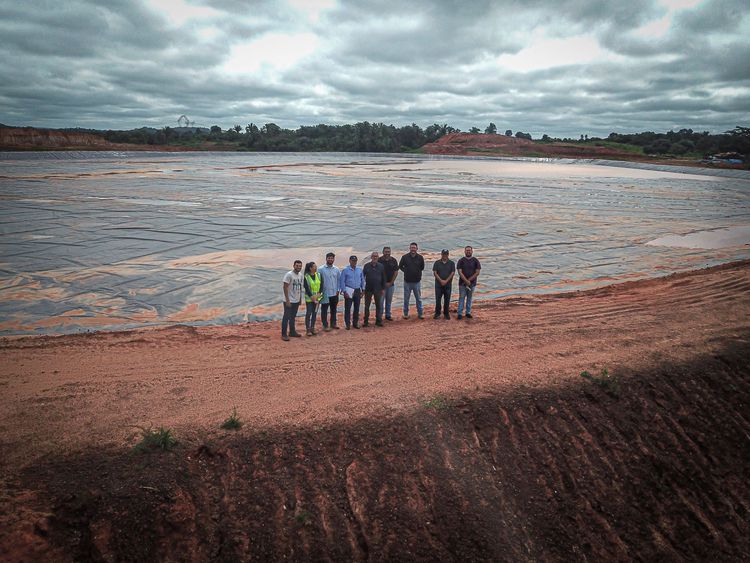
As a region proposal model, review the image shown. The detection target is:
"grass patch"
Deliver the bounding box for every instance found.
[580,368,621,397]
[133,425,178,452]
[423,395,449,410]
[295,510,312,524]
[221,407,243,430]
[590,141,644,154]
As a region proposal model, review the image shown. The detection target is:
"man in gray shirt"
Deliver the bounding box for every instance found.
[432,249,455,319]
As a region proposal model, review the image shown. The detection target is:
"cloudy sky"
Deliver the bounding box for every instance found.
[1,0,748,137]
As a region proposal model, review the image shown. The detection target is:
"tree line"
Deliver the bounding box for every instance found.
[100,122,459,152]
[603,127,749,158]
[89,122,750,159]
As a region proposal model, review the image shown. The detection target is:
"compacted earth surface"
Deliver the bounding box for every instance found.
[1,261,748,561]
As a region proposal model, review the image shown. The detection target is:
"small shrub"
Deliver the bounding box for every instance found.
[580,368,621,397]
[423,395,449,410]
[221,408,243,430]
[134,425,178,452]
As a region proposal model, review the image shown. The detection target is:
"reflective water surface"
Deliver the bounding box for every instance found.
[1,151,749,334]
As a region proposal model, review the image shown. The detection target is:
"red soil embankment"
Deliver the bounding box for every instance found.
[423,132,647,160]
[1,261,749,560]
[0,127,119,150]
[0,127,191,152]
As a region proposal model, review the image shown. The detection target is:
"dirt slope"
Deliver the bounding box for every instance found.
[423,132,648,160]
[1,261,749,560]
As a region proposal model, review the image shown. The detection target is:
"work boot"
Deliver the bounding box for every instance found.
[282,335,289,341]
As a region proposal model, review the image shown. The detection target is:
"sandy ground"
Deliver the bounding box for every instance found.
[1,260,749,561]
[2,260,748,469]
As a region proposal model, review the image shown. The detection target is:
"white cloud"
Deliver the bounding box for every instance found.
[496,34,623,73]
[221,32,319,75]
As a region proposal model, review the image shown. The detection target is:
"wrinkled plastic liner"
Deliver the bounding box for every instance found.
[1,152,748,335]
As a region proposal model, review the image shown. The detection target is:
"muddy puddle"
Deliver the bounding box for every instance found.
[1,152,749,334]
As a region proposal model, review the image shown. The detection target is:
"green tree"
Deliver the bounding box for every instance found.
[262,123,281,136]
[485,122,497,134]
[469,127,480,134]
[505,129,512,136]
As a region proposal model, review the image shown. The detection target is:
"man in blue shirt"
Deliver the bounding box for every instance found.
[319,252,341,331]
[339,255,365,329]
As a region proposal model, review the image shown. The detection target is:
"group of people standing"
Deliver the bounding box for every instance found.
[281,243,481,341]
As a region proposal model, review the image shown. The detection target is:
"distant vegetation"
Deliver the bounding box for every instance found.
[4,121,748,160]
[99,122,459,152]
[603,127,750,159]
[100,123,749,160]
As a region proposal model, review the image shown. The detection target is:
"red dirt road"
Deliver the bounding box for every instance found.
[1,261,749,560]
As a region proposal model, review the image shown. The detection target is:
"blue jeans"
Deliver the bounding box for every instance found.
[281,301,300,336]
[344,289,362,327]
[305,301,318,331]
[403,281,423,316]
[458,285,474,315]
[380,284,396,318]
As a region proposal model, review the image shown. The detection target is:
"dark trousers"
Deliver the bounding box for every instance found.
[305,301,318,331]
[281,301,300,336]
[344,289,361,327]
[364,290,383,324]
[435,282,452,316]
[320,295,339,328]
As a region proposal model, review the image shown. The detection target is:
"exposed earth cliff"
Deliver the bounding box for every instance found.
[422,132,652,160]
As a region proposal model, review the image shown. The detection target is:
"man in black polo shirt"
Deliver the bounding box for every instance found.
[398,242,425,319]
[378,246,399,321]
[362,251,386,327]
[432,249,455,319]
[457,245,481,319]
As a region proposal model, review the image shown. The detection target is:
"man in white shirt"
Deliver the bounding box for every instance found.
[281,260,303,341]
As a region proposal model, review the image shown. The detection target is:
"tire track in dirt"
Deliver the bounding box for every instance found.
[7,341,750,560]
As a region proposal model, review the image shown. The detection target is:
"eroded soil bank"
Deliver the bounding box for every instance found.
[1,261,749,561]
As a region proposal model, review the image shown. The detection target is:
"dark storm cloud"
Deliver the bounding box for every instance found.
[0,0,748,136]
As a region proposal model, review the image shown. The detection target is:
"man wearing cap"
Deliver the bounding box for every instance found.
[432,249,455,319]
[457,245,481,320]
[399,242,425,319]
[339,255,365,329]
[362,251,386,327]
[319,252,341,331]
[378,246,399,321]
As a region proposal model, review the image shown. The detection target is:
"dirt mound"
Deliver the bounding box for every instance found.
[1,261,749,560]
[0,127,120,150]
[0,127,187,152]
[422,132,646,160]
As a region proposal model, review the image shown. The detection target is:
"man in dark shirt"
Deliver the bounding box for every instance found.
[378,246,399,321]
[432,249,455,319]
[362,251,386,327]
[457,245,481,319]
[398,242,425,319]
